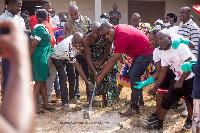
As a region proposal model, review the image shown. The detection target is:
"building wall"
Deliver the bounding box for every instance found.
[165,0,199,27]
[0,0,5,14]
[0,0,199,26]
[51,0,95,22]
[101,0,128,24]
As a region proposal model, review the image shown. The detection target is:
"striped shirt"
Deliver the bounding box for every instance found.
[177,19,200,59]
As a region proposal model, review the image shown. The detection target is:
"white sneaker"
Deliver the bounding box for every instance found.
[63,103,72,111]
[181,108,188,117]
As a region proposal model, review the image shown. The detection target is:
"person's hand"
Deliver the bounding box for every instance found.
[93,71,98,82]
[181,62,193,72]
[174,80,183,89]
[0,21,28,60]
[172,38,182,49]
[100,61,107,69]
[87,82,94,91]
[188,60,197,64]
[172,38,189,49]
[134,77,155,89]
[148,87,157,95]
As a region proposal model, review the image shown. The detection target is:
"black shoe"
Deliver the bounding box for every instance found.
[145,112,159,123]
[146,117,163,130]
[182,118,192,131]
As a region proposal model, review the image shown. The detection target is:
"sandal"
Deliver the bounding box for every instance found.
[37,110,45,114]
[43,107,55,111]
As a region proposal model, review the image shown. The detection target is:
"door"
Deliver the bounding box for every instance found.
[128,1,165,26]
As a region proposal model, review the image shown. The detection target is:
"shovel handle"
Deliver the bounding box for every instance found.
[88,82,96,109]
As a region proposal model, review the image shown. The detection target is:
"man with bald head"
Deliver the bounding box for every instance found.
[84,22,118,105]
[64,5,91,101]
[146,30,195,130]
[97,22,153,115]
[64,5,91,37]
[131,13,141,28]
[51,32,93,111]
[177,6,200,59]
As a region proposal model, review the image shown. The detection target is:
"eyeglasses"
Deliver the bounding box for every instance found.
[101,30,110,37]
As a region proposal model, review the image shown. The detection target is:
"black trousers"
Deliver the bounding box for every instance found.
[74,55,89,97]
[51,58,75,105]
[161,77,194,110]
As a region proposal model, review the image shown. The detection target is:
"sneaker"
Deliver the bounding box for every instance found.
[145,112,159,123]
[63,103,72,111]
[69,98,83,104]
[180,108,188,117]
[146,117,163,130]
[182,118,192,131]
[118,108,140,117]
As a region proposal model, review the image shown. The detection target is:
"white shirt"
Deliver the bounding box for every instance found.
[51,35,80,63]
[50,15,60,28]
[162,26,178,34]
[161,41,196,81]
[0,10,25,31]
[153,48,163,63]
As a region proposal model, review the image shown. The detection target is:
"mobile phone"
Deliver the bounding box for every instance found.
[0,27,10,35]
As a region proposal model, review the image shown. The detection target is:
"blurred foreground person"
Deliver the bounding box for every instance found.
[0,21,35,133]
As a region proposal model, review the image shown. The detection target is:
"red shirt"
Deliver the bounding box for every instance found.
[30,15,55,48]
[114,24,153,59]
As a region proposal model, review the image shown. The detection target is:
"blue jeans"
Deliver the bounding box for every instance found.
[130,54,153,109]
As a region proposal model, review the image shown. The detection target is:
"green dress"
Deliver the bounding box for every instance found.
[31,25,53,81]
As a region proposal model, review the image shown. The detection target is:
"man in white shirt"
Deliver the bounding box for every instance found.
[0,0,25,96]
[147,30,195,131]
[50,8,60,28]
[51,32,93,111]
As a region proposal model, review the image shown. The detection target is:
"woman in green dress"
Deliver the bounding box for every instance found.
[30,9,54,114]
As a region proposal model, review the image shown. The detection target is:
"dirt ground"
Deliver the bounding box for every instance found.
[0,62,193,133]
[33,80,192,133]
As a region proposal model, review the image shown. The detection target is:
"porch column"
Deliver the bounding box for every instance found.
[95,0,101,22]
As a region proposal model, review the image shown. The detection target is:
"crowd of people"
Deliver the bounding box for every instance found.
[0,0,200,132]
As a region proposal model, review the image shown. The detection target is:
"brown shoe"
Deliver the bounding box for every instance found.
[118,108,139,117]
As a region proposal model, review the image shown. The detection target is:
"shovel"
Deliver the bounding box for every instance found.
[82,82,97,118]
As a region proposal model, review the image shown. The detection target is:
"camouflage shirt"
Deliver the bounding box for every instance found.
[63,15,91,38]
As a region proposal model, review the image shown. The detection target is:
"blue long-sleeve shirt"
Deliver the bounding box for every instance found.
[191,40,200,99]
